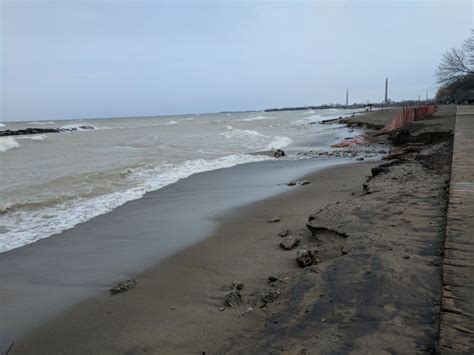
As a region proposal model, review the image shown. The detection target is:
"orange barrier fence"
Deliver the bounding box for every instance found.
[377,104,437,135]
[331,104,437,148]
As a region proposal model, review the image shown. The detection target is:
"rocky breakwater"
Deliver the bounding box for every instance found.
[0,125,95,137]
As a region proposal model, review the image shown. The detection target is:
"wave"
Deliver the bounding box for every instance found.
[60,124,98,131]
[0,123,5,127]
[30,121,55,125]
[220,126,292,151]
[0,154,273,253]
[242,115,272,121]
[0,137,20,152]
[17,134,47,141]
[221,126,265,139]
[265,136,293,150]
[166,120,178,125]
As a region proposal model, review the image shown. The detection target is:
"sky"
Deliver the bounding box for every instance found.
[1,0,473,122]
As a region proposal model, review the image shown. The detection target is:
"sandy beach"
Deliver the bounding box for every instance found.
[2,106,461,354]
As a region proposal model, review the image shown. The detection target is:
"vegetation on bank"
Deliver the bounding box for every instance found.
[436,30,474,104]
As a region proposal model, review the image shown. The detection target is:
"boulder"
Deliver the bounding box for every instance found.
[287,181,297,186]
[300,180,311,185]
[279,236,301,250]
[110,279,136,295]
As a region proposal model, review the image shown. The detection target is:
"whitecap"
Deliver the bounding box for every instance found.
[165,120,178,125]
[242,115,272,122]
[30,121,55,125]
[60,124,98,131]
[0,153,273,253]
[0,137,20,152]
[265,136,293,150]
[17,134,47,141]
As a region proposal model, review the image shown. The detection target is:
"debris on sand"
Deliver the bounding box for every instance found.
[279,236,301,250]
[268,276,280,283]
[232,281,244,290]
[110,279,136,295]
[267,217,281,223]
[296,248,319,268]
[261,287,281,303]
[287,180,311,187]
[224,289,242,308]
[278,229,292,238]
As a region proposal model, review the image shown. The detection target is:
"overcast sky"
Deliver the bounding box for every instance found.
[1,0,472,121]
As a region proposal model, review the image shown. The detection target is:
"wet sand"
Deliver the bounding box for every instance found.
[0,156,358,351]
[11,160,375,354]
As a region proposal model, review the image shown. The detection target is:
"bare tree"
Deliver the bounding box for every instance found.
[465,29,474,66]
[436,32,474,84]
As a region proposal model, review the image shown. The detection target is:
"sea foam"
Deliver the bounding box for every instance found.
[0,153,272,253]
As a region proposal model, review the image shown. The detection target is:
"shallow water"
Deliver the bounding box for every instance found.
[0,109,360,252]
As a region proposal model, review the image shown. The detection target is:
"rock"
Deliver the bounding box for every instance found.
[403,255,411,259]
[300,180,311,185]
[246,306,253,313]
[219,307,225,311]
[110,279,136,295]
[232,281,244,290]
[287,181,297,186]
[224,289,241,307]
[261,287,281,303]
[0,126,96,137]
[278,229,292,238]
[279,236,301,250]
[371,166,389,177]
[267,217,280,223]
[296,248,318,268]
[274,149,286,158]
[356,157,364,161]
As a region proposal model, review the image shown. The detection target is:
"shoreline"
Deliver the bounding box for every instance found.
[4,105,460,353]
[0,153,368,350]
[11,160,377,354]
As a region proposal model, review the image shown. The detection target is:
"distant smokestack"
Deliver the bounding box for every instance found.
[384,78,388,104]
[346,88,349,108]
